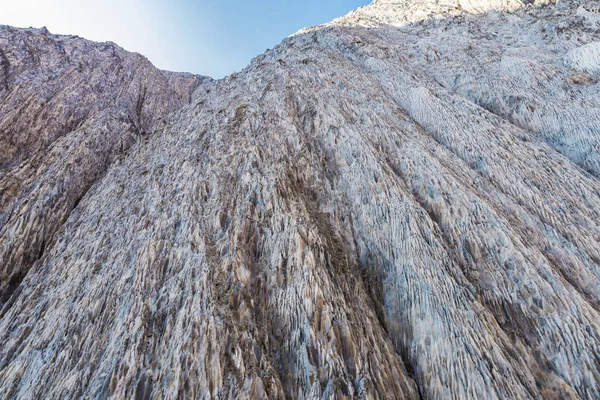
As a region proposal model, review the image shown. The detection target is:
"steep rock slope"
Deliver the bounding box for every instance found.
[2,0,600,399]
[0,26,209,305]
[335,0,600,177]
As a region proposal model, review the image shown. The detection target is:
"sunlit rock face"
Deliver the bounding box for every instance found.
[329,0,555,26]
[1,0,600,398]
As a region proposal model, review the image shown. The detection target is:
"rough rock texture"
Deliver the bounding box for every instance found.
[1,0,600,398]
[334,0,600,178]
[0,25,209,305]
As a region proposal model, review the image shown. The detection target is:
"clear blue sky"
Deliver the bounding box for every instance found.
[3,0,368,78]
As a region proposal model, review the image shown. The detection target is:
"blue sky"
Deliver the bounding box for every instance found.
[3,0,368,78]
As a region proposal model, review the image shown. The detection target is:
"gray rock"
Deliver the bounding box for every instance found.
[1,0,600,398]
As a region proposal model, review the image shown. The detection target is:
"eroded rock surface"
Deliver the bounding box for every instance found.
[0,25,209,305]
[1,0,600,398]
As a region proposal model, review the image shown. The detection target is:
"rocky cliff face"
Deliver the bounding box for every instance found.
[1,0,600,398]
[0,25,209,307]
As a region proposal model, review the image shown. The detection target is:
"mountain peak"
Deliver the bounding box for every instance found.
[333,0,556,26]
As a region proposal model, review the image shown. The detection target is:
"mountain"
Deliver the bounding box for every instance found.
[1,0,600,398]
[0,25,209,308]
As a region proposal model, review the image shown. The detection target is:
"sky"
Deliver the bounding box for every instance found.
[2,0,368,79]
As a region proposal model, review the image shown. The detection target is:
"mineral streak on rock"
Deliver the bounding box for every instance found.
[1,0,600,398]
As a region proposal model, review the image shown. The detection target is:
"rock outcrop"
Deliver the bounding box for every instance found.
[1,0,600,398]
[0,25,209,306]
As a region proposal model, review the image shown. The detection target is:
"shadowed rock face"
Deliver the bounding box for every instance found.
[0,25,209,306]
[1,0,600,398]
